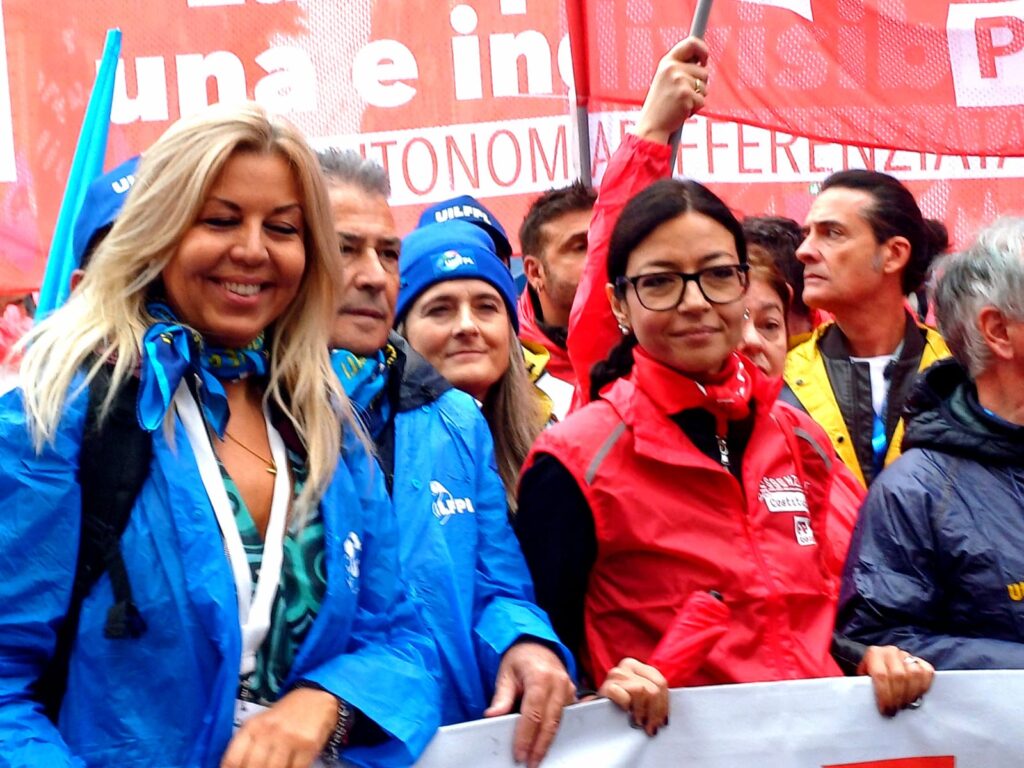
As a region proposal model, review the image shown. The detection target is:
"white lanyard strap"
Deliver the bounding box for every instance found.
[175,382,291,678]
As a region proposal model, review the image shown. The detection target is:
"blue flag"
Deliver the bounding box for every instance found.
[35,28,122,319]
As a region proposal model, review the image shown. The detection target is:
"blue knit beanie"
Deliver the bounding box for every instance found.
[417,194,512,263]
[396,220,519,332]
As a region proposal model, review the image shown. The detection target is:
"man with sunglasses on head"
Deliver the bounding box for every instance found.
[839,218,1024,670]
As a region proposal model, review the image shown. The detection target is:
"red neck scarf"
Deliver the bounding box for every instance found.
[631,346,754,431]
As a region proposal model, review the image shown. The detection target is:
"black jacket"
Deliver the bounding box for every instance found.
[837,358,1024,668]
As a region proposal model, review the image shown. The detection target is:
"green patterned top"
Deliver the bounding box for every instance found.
[219,451,327,704]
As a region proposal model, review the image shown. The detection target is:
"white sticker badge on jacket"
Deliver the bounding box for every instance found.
[759,474,810,514]
[794,516,817,547]
[344,532,361,592]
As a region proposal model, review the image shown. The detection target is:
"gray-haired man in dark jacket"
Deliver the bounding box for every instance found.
[839,217,1024,668]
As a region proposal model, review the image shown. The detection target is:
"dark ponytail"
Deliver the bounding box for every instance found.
[590,333,639,401]
[819,170,946,295]
[923,218,950,258]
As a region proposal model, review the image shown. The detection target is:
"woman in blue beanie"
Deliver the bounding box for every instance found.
[395,220,542,512]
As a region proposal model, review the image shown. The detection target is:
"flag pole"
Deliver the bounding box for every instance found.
[668,0,714,175]
[36,28,122,319]
[566,0,593,187]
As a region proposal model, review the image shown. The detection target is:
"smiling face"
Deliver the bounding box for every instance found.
[610,212,746,380]
[402,278,512,400]
[327,183,400,354]
[161,151,305,348]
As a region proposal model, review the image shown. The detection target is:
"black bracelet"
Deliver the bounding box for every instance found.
[324,698,354,761]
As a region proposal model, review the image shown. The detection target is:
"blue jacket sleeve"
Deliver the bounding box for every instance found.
[300,438,441,767]
[461,412,576,688]
[0,387,87,767]
[837,452,1024,669]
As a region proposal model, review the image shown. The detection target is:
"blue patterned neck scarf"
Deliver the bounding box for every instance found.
[137,301,270,436]
[331,346,394,439]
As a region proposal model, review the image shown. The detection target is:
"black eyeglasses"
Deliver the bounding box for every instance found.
[615,264,749,311]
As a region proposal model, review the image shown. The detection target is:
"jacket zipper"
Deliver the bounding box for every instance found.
[716,434,730,471]
[719,427,790,679]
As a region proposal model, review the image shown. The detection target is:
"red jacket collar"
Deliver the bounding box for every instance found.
[601,354,782,467]
[517,287,575,383]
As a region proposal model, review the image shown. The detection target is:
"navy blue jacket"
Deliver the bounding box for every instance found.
[838,359,1024,667]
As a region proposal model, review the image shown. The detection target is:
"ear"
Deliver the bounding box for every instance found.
[522,255,545,293]
[69,269,86,293]
[880,236,912,276]
[606,282,632,332]
[977,305,1015,362]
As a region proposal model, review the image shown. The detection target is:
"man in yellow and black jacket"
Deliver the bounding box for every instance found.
[783,170,950,488]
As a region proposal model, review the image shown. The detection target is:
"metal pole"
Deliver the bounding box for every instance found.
[668,0,715,175]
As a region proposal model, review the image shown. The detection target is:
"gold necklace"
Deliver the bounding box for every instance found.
[222,430,277,475]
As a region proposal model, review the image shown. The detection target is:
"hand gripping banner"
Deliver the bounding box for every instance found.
[410,671,1024,767]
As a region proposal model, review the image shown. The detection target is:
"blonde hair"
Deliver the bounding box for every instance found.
[481,321,544,514]
[18,101,356,522]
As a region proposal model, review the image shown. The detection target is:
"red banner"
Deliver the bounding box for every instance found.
[589,110,1024,254]
[578,0,1024,156]
[2,1,1024,297]
[0,0,576,295]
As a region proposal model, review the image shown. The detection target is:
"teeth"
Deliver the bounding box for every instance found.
[223,281,261,296]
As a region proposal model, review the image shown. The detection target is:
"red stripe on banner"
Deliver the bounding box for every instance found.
[824,758,956,768]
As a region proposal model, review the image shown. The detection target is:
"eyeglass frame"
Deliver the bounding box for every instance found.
[614,263,750,311]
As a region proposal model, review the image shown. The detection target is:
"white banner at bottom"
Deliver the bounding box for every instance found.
[412,671,1024,767]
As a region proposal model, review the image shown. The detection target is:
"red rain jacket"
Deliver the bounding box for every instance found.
[524,362,863,688]
[517,287,576,385]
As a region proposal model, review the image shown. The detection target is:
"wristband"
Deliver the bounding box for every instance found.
[324,698,354,760]
[293,681,354,760]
